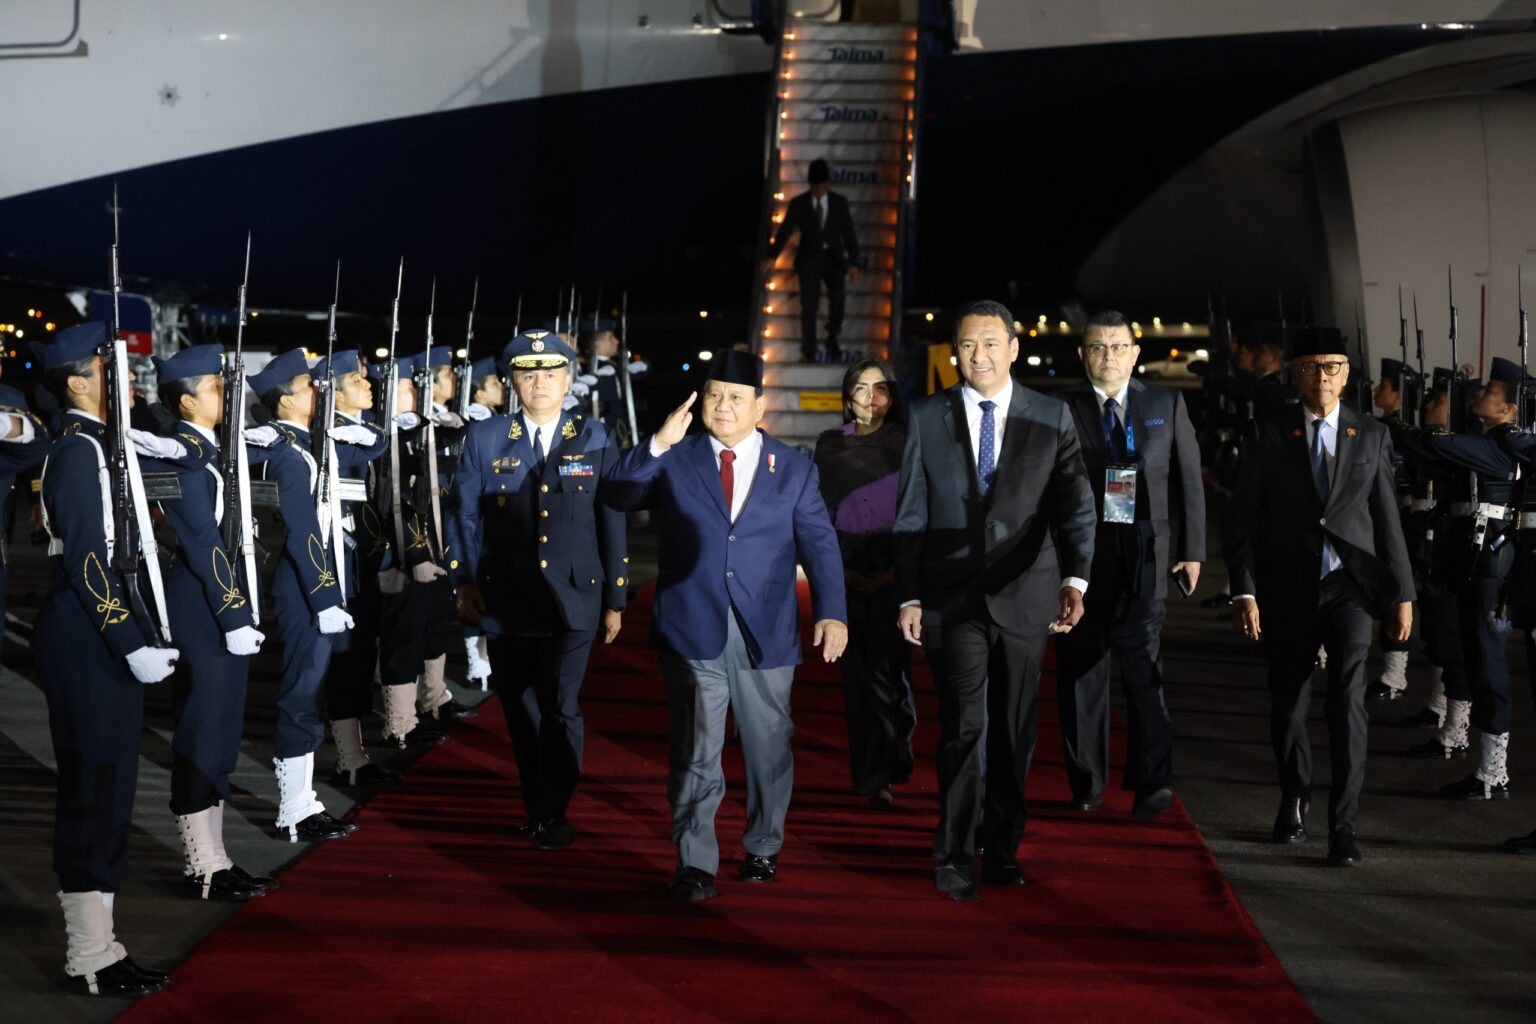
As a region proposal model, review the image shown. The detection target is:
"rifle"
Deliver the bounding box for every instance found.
[1413,290,1434,430]
[588,287,603,419]
[1521,268,1530,431]
[453,277,478,423]
[1448,264,1466,430]
[104,186,172,644]
[1397,285,1412,427]
[504,291,523,415]
[380,259,407,562]
[619,289,639,447]
[313,261,347,606]
[220,232,261,620]
[1354,298,1371,413]
[415,278,444,559]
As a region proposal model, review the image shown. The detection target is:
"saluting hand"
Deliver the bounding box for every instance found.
[1050,586,1084,634]
[653,391,697,451]
[814,619,848,662]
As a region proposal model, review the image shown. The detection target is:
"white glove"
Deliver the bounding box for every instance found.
[243,425,280,448]
[393,412,421,431]
[629,359,649,375]
[0,412,36,444]
[569,379,591,399]
[316,606,355,634]
[329,424,376,445]
[126,646,180,684]
[562,394,580,411]
[430,410,465,429]
[223,625,265,656]
[595,363,617,378]
[464,636,492,682]
[128,428,187,460]
[412,561,448,584]
[377,568,408,595]
[466,403,492,422]
[577,373,598,388]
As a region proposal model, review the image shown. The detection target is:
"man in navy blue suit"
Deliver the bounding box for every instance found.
[606,349,847,901]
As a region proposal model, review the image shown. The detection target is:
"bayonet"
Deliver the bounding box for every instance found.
[221,232,260,619]
[313,260,347,606]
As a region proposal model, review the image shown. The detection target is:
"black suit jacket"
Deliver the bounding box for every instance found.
[767,190,860,270]
[895,382,1097,632]
[1060,378,1206,599]
[1227,403,1415,617]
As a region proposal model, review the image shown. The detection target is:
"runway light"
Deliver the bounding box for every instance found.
[455,348,468,358]
[13,329,22,338]
[1134,330,1143,339]
[1169,348,1180,357]
[26,308,34,317]
[375,347,388,358]
[924,312,934,322]
[1181,321,1192,331]
[1026,355,1042,367]
[699,350,714,361]
[1028,329,1037,337]
[251,311,260,318]
[1152,316,1162,327]
[45,322,55,330]
[1058,321,1068,330]
[1038,315,1047,324]
[1013,321,1023,332]
[682,362,691,372]
[1196,348,1209,359]
[698,310,709,319]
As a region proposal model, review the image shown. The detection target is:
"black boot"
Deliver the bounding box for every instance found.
[1271,795,1308,844]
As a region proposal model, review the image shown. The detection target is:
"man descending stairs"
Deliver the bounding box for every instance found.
[756,17,917,450]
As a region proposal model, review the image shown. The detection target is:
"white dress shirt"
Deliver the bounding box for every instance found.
[708,429,764,523]
[522,411,561,461]
[1234,403,1341,602]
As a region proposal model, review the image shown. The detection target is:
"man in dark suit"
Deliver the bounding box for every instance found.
[605,350,847,902]
[766,157,861,363]
[895,300,1098,901]
[1227,326,1415,866]
[1056,310,1205,821]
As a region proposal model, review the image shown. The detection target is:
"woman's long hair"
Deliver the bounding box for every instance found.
[840,358,904,426]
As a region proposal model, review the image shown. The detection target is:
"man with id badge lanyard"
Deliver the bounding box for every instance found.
[1056,311,1205,820]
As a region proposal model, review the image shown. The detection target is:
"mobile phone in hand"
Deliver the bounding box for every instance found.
[1172,566,1193,598]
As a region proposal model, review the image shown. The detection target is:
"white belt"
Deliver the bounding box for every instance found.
[1449,502,1511,520]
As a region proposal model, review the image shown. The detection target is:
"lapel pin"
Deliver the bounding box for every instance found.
[768,452,777,474]
[1291,427,1303,438]
[1346,426,1357,437]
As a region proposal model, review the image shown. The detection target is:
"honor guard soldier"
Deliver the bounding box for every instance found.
[452,356,501,686]
[1402,359,1528,799]
[465,356,503,420]
[1367,358,1422,700]
[581,316,649,442]
[451,331,628,849]
[147,344,276,901]
[0,359,50,657]
[246,347,359,841]
[34,322,179,996]
[312,349,395,785]
[414,343,477,724]
[1491,414,1536,852]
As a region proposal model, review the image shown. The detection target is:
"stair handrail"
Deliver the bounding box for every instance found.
[888,20,925,358]
[748,3,791,355]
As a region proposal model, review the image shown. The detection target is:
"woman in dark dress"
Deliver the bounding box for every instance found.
[813,359,915,806]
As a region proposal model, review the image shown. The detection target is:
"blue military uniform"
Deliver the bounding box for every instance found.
[449,331,628,845]
[34,322,176,994]
[0,378,50,657]
[144,344,275,902]
[247,347,356,842]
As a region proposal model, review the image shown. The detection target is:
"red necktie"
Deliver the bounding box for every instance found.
[720,449,736,511]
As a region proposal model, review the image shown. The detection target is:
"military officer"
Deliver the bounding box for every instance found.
[247,347,358,841]
[147,344,275,901]
[451,331,628,849]
[33,322,179,996]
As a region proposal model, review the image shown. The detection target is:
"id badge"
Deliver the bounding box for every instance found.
[1104,465,1137,524]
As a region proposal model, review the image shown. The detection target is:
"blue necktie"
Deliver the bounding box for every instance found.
[1310,419,1329,502]
[1104,397,1124,461]
[978,400,997,495]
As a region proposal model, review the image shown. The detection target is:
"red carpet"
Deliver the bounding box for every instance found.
[122,584,1312,1023]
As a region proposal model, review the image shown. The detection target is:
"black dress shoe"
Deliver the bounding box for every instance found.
[1401,706,1445,728]
[400,725,447,749]
[69,956,170,997]
[667,866,717,902]
[868,786,894,808]
[934,863,980,902]
[1441,774,1511,800]
[1272,796,1309,844]
[1070,792,1103,812]
[1408,737,1468,759]
[334,762,402,786]
[981,857,1027,886]
[533,818,575,850]
[1326,826,1363,866]
[511,819,540,838]
[229,863,278,892]
[738,854,778,883]
[185,868,266,902]
[1132,787,1175,821]
[1366,681,1404,702]
[289,811,357,842]
[1504,827,1536,854]
[429,699,478,722]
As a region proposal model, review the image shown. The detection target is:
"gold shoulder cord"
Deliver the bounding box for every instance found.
[178,432,206,459]
[211,547,247,613]
[84,551,128,629]
[306,533,337,593]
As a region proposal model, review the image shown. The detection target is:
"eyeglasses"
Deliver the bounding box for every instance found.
[1084,343,1134,357]
[1293,360,1348,377]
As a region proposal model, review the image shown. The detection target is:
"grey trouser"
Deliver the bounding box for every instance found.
[660,612,796,876]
